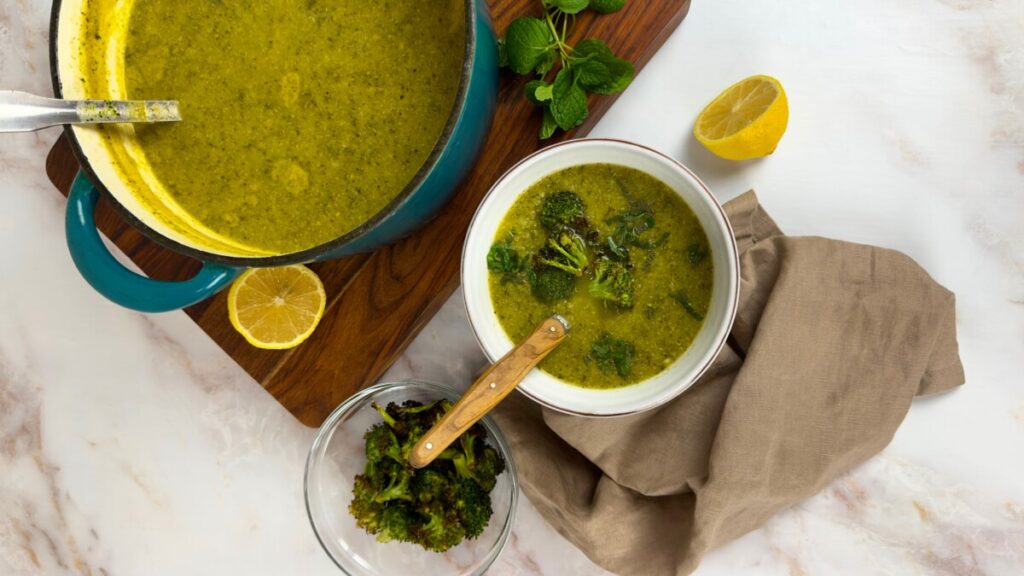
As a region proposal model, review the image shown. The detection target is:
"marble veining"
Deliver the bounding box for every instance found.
[2,0,1023,574]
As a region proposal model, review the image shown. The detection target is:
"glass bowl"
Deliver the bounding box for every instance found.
[305,381,518,575]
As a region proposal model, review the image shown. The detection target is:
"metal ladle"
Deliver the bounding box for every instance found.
[0,90,180,132]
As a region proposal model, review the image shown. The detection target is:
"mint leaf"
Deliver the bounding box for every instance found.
[499,3,634,140]
[504,17,556,75]
[524,80,553,106]
[540,107,558,140]
[589,0,626,13]
[585,333,635,378]
[593,57,633,94]
[544,0,590,14]
[550,68,588,130]
[572,58,612,90]
[573,38,616,60]
[535,49,557,75]
[573,39,634,94]
[535,83,553,102]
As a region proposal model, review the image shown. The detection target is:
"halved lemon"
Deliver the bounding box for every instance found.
[694,75,788,160]
[227,265,326,349]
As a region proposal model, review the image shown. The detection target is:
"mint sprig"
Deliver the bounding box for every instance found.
[500,1,633,139]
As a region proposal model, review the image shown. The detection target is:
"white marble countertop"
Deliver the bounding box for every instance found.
[2,0,1023,574]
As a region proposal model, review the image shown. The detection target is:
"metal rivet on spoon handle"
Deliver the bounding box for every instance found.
[408,314,570,469]
[0,90,180,133]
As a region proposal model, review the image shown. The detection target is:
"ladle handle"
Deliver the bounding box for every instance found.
[0,90,180,132]
[409,315,570,468]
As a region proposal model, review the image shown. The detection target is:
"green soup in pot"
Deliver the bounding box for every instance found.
[488,164,715,389]
[118,0,465,253]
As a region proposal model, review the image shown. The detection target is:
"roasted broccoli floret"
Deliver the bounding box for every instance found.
[453,446,505,492]
[416,502,467,552]
[412,469,452,505]
[350,400,506,553]
[538,229,589,276]
[589,258,635,309]
[394,399,442,415]
[539,190,588,230]
[530,266,576,302]
[372,401,398,428]
[349,474,385,534]
[372,399,452,444]
[446,431,505,493]
[453,478,493,539]
[472,446,506,491]
[364,423,403,466]
[373,467,414,504]
[377,504,419,544]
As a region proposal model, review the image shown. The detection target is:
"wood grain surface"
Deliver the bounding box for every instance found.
[45,0,692,427]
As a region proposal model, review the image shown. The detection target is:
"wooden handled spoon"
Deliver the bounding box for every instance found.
[408,315,570,469]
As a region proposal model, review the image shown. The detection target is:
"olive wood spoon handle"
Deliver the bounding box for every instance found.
[409,315,570,469]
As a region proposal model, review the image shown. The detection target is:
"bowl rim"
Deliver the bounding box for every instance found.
[49,0,483,265]
[304,380,519,576]
[461,137,740,417]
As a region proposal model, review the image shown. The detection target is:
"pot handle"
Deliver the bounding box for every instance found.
[65,172,240,313]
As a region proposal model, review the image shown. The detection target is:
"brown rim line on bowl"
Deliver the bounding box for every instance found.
[461,138,740,418]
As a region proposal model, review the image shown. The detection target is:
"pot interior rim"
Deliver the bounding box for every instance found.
[49,0,483,267]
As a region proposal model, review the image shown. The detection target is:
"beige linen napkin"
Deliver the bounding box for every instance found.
[491,191,964,576]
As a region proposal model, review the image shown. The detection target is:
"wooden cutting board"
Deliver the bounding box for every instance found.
[46,0,692,427]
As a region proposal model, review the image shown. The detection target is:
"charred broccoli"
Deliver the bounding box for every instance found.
[377,504,418,543]
[349,400,507,552]
[349,474,385,534]
[452,478,493,538]
[539,190,588,230]
[412,469,451,505]
[530,266,577,302]
[373,467,414,504]
[538,229,590,276]
[364,423,403,465]
[417,502,466,552]
[589,258,635,309]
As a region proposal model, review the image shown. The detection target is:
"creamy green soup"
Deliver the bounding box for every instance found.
[123,0,465,253]
[488,164,714,389]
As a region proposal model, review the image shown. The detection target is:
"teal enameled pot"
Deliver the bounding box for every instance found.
[49,0,498,312]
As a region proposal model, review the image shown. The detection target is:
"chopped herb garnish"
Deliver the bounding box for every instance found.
[486,239,529,285]
[670,290,705,321]
[585,332,636,378]
[687,243,708,267]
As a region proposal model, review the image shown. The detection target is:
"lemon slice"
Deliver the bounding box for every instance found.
[227,265,326,349]
[694,75,789,160]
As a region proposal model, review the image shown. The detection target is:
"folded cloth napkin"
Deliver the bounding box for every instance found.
[491,191,965,576]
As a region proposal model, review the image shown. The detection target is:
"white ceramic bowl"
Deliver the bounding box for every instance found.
[462,139,739,417]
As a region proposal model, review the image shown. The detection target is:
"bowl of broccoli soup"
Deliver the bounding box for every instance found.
[50,0,497,311]
[463,140,739,417]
